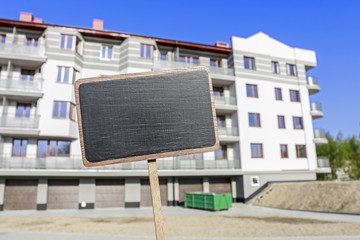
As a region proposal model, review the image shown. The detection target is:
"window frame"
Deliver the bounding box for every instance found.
[293,116,304,129]
[159,51,167,61]
[36,140,71,157]
[100,45,113,60]
[178,153,203,160]
[251,143,263,158]
[272,61,280,74]
[296,144,307,158]
[277,115,286,129]
[20,69,35,81]
[213,87,224,97]
[179,55,199,65]
[140,43,153,59]
[280,144,288,158]
[215,145,228,160]
[53,101,76,121]
[249,113,261,127]
[244,56,256,70]
[216,115,226,128]
[246,84,258,98]
[287,63,297,76]
[290,90,301,102]
[275,88,282,101]
[16,103,32,118]
[0,34,6,44]
[12,139,28,157]
[60,34,76,50]
[26,37,38,47]
[210,59,222,68]
[56,66,73,84]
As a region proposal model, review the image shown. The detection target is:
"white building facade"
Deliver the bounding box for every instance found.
[0,13,329,210]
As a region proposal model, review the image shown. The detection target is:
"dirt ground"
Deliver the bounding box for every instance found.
[0,215,360,237]
[253,181,360,213]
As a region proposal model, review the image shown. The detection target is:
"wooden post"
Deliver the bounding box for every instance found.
[148,159,165,240]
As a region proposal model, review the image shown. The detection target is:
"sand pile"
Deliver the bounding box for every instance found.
[253,181,360,213]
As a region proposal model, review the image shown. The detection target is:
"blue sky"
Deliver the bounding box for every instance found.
[1,0,359,137]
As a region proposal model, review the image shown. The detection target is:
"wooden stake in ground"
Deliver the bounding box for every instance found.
[148,159,165,240]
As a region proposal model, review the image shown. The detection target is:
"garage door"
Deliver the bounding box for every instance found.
[95,179,125,208]
[4,179,38,210]
[179,178,202,203]
[140,179,167,207]
[209,178,231,194]
[47,179,78,209]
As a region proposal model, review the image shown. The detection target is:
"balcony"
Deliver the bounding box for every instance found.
[313,129,328,145]
[317,157,331,173]
[307,76,320,95]
[153,60,235,83]
[310,102,324,119]
[214,96,237,114]
[0,43,46,68]
[0,77,43,100]
[0,115,40,136]
[0,156,241,171]
[218,126,240,143]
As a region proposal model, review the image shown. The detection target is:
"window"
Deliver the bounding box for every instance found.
[246,84,258,98]
[160,52,167,61]
[272,61,280,74]
[215,145,227,160]
[140,44,153,59]
[57,67,71,83]
[16,103,31,118]
[37,140,71,157]
[290,90,300,102]
[217,115,226,127]
[101,45,113,60]
[21,69,35,81]
[249,113,261,127]
[12,139,28,157]
[244,57,256,70]
[293,117,304,129]
[0,34,5,44]
[26,37,38,47]
[287,63,297,76]
[278,115,285,129]
[296,145,307,158]
[60,34,74,50]
[280,144,288,158]
[179,153,203,160]
[213,87,224,97]
[275,88,282,100]
[251,143,263,158]
[210,59,222,68]
[179,55,199,65]
[53,101,76,120]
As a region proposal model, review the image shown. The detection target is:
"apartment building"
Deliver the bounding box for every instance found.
[0,12,329,210]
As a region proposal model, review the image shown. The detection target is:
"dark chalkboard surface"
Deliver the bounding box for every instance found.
[75,67,219,167]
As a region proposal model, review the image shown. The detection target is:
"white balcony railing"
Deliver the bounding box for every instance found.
[218,127,239,136]
[153,60,235,76]
[311,102,322,111]
[314,129,326,139]
[0,156,241,170]
[214,95,237,105]
[317,157,330,168]
[0,42,45,57]
[0,77,43,92]
[0,115,39,129]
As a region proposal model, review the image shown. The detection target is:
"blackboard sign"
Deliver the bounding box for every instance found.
[75,67,219,167]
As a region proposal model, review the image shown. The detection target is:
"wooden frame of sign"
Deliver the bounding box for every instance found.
[74,66,219,167]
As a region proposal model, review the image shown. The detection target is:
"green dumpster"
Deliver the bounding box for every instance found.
[184,192,232,211]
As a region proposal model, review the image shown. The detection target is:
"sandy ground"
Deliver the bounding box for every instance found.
[0,215,360,238]
[253,181,360,213]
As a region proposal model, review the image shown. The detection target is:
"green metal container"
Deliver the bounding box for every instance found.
[184,192,232,211]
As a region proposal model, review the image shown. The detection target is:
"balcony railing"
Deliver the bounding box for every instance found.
[307,76,319,86]
[214,96,237,105]
[317,157,330,168]
[218,127,239,136]
[0,43,45,57]
[307,76,320,95]
[314,129,326,139]
[153,60,235,76]
[0,77,43,92]
[0,115,39,129]
[310,102,322,111]
[0,156,241,170]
